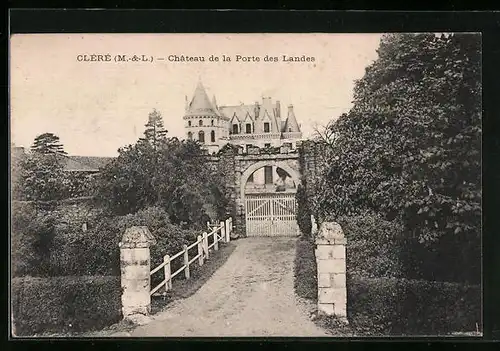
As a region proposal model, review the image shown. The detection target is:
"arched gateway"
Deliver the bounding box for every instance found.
[183,80,304,237]
[240,159,300,237]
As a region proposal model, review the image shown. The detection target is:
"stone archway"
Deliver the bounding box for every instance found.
[239,160,300,201]
[239,160,300,237]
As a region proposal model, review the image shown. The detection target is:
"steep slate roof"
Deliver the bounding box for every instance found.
[283,105,301,133]
[219,104,255,122]
[59,155,114,172]
[261,108,279,133]
[186,81,221,117]
[220,101,281,133]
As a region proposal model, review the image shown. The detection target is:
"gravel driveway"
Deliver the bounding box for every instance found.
[126,237,328,337]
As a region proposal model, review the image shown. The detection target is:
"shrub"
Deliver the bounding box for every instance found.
[11,276,121,336]
[347,276,481,335]
[296,184,312,236]
[294,236,317,300]
[337,212,404,279]
[12,204,201,278]
[114,207,198,272]
[11,202,57,277]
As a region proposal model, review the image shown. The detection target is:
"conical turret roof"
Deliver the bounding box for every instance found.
[185,81,220,117]
[283,104,301,133]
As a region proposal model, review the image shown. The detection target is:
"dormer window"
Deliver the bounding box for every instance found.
[232,124,239,134]
[288,127,292,132]
[199,119,203,126]
[245,123,252,134]
[264,122,270,133]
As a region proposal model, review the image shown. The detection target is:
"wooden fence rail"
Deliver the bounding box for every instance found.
[150,217,233,296]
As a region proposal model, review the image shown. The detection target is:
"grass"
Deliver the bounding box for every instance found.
[151,241,236,314]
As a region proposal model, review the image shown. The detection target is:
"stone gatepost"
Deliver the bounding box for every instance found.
[119,226,156,320]
[315,222,348,322]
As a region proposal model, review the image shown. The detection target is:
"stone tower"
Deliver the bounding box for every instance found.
[183,81,229,154]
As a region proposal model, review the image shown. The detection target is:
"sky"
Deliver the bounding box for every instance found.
[10,33,382,157]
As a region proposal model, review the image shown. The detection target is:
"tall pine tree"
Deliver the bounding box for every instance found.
[31,133,67,155]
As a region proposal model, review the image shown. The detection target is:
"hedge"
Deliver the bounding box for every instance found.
[11,275,121,336]
[11,205,199,278]
[296,184,312,236]
[337,212,404,279]
[294,236,317,300]
[347,276,481,335]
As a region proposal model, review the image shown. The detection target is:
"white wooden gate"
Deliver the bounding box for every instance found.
[245,193,299,237]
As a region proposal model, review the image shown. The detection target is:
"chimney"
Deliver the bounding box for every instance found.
[185,95,188,111]
[254,101,260,118]
[275,100,281,118]
[288,104,294,114]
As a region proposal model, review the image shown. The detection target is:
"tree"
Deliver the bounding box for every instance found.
[13,152,65,201]
[94,110,229,228]
[138,109,169,203]
[31,133,67,155]
[139,109,168,151]
[314,33,481,282]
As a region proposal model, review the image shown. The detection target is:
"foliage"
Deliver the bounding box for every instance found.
[11,276,121,336]
[347,276,481,335]
[12,152,66,201]
[139,109,168,151]
[11,204,201,278]
[295,184,312,236]
[310,33,481,282]
[320,33,481,239]
[95,111,229,228]
[31,132,67,155]
[60,172,97,198]
[293,236,317,300]
[11,202,57,277]
[114,207,198,273]
[338,212,404,279]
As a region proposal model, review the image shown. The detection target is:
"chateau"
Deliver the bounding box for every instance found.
[183,81,303,154]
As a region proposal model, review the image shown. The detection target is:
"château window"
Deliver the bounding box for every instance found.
[264,143,271,148]
[187,132,193,140]
[232,124,239,134]
[188,121,192,127]
[264,122,270,133]
[199,131,205,143]
[246,123,252,134]
[211,120,214,126]
[246,144,252,153]
[211,130,216,142]
[199,119,203,126]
